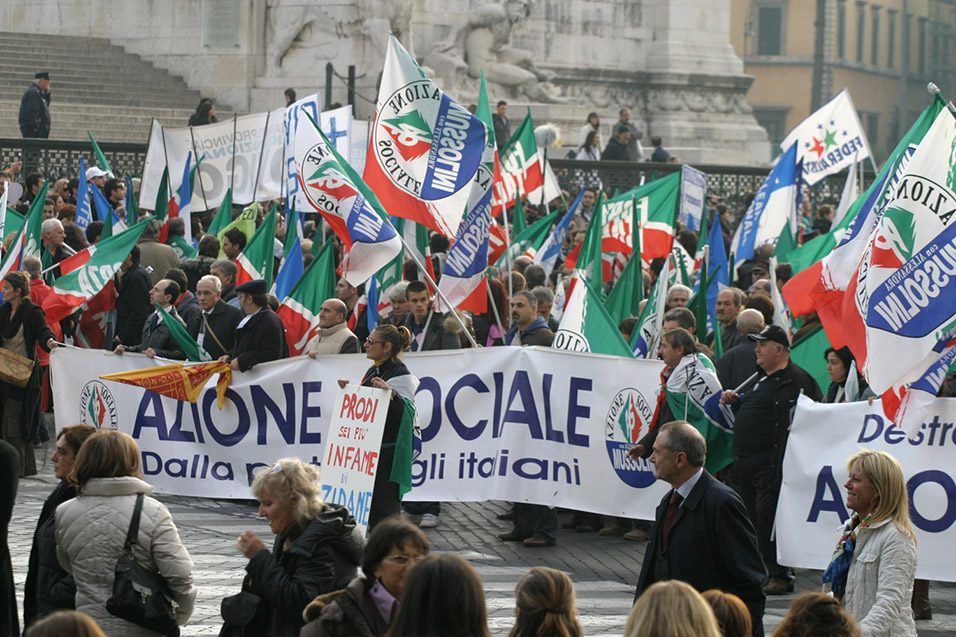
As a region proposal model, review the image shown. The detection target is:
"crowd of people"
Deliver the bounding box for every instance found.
[0,95,934,636]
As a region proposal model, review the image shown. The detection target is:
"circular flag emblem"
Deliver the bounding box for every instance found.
[373,80,484,200]
[79,380,119,430]
[605,388,657,488]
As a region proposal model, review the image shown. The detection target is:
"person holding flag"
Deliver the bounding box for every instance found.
[719,325,822,596]
[113,278,187,360]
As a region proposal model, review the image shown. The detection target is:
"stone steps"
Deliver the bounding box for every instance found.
[0,30,229,142]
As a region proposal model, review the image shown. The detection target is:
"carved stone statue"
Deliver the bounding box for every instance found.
[425,0,568,103]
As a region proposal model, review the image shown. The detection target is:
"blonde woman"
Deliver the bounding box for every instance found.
[234,458,365,637]
[54,431,195,636]
[508,567,583,637]
[625,580,721,637]
[823,450,917,636]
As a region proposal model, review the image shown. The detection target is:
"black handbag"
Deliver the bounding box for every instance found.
[105,493,181,637]
[219,575,270,637]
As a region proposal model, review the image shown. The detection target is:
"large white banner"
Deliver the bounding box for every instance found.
[777,395,956,582]
[141,94,323,211]
[51,346,668,519]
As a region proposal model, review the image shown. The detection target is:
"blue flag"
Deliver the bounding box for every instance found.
[366,274,379,335]
[730,143,800,264]
[90,181,113,223]
[273,209,304,301]
[532,189,584,277]
[74,157,92,231]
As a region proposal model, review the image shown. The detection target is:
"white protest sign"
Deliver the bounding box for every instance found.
[777,395,956,582]
[679,164,706,233]
[51,346,668,520]
[321,383,389,534]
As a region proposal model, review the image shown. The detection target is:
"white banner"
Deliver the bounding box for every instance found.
[51,346,668,519]
[141,94,323,211]
[777,395,956,582]
[679,164,707,233]
[322,384,389,534]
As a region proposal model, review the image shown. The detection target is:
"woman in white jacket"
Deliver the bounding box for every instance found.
[823,450,917,637]
[55,430,196,636]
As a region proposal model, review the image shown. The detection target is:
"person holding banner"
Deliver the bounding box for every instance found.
[339,324,419,529]
[0,271,57,477]
[220,279,287,372]
[235,458,365,637]
[823,450,917,637]
[300,516,430,637]
[822,347,874,404]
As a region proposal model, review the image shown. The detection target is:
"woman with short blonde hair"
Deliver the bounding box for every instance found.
[624,580,721,637]
[233,457,365,637]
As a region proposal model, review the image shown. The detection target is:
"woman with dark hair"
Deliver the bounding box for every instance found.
[508,567,583,637]
[194,100,217,126]
[301,516,430,636]
[338,324,419,528]
[823,346,874,403]
[0,271,56,477]
[472,277,508,347]
[579,112,600,146]
[390,554,490,637]
[575,130,601,161]
[55,430,196,635]
[188,97,212,126]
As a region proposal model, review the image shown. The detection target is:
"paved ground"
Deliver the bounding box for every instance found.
[10,434,956,636]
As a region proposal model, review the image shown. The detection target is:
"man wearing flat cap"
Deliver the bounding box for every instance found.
[218,279,287,372]
[719,324,821,596]
[19,72,52,139]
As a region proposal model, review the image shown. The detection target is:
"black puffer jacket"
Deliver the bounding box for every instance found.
[23,481,77,629]
[245,503,365,637]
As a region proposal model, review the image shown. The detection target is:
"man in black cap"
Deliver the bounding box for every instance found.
[719,324,822,596]
[19,72,52,139]
[219,279,287,372]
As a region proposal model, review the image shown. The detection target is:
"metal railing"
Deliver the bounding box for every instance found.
[0,138,873,216]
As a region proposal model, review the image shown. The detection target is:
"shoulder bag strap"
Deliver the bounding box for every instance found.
[124,493,145,554]
[202,312,227,354]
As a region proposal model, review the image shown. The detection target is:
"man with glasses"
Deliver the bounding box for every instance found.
[188,274,242,361]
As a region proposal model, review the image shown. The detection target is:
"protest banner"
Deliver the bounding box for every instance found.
[322,384,390,534]
[51,346,668,519]
[777,395,956,582]
[679,164,707,233]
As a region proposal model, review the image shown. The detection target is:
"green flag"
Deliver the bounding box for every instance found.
[156,303,209,362]
[574,192,605,290]
[495,208,562,268]
[276,240,338,355]
[125,175,138,226]
[88,132,114,177]
[774,220,797,263]
[167,234,198,260]
[206,188,233,237]
[789,324,832,391]
[391,396,417,499]
[153,168,169,221]
[512,196,527,235]
[217,202,258,258]
[555,273,633,356]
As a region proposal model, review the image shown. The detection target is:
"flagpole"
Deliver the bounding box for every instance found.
[188,127,211,221]
[252,111,271,203]
[393,230,477,347]
[486,279,505,343]
[230,114,238,199]
[502,203,513,304]
[159,125,173,205]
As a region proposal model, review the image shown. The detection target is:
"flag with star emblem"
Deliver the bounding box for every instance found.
[295,111,402,286]
[363,35,488,238]
[780,89,872,186]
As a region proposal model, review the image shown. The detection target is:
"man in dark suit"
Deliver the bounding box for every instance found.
[219,279,287,372]
[188,274,242,361]
[632,421,766,636]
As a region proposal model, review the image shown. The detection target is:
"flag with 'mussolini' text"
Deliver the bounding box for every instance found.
[363,35,487,238]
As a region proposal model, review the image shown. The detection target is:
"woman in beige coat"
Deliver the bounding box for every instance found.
[823,450,917,637]
[55,431,196,636]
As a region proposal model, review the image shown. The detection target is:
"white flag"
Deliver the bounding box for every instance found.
[780,89,872,186]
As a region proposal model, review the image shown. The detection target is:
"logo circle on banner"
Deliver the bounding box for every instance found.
[605,388,657,488]
[373,80,483,200]
[79,380,119,430]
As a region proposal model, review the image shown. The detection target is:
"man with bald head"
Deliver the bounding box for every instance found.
[187,274,242,360]
[716,308,765,390]
[305,298,360,356]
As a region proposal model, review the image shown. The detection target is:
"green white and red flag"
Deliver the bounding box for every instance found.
[234,205,277,286]
[277,241,337,355]
[42,220,149,323]
[492,112,544,215]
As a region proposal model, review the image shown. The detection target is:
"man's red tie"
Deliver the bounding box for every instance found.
[662,491,683,549]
